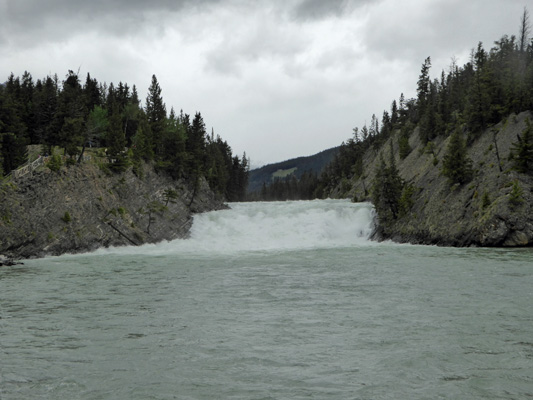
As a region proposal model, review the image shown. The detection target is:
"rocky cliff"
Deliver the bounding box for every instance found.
[0,162,226,260]
[332,111,533,247]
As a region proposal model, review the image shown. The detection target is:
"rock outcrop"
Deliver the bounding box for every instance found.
[333,111,533,247]
[0,162,226,260]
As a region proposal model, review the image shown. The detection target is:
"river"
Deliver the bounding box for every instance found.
[1,200,532,399]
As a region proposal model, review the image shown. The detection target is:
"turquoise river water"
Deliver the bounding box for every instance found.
[1,200,532,399]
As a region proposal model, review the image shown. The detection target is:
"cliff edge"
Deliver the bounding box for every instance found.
[0,162,226,260]
[332,111,533,247]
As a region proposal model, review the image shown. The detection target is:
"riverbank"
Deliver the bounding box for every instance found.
[330,111,533,247]
[0,161,226,260]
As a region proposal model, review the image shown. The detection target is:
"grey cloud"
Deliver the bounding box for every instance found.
[5,0,220,19]
[1,0,221,48]
[291,0,375,21]
[204,16,309,76]
[362,0,526,68]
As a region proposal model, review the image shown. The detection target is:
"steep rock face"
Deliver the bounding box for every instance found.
[334,111,533,247]
[0,162,226,259]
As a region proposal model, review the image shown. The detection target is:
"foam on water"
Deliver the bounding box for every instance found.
[93,199,376,256]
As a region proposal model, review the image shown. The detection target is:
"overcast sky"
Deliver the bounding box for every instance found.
[0,0,528,167]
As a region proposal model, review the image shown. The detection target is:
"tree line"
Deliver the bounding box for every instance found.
[254,9,533,211]
[247,170,319,201]
[0,71,249,201]
[254,10,531,204]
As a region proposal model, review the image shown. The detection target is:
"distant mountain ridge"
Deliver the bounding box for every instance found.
[247,147,339,193]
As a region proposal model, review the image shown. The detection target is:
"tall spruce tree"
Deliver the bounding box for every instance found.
[371,144,403,221]
[511,118,533,173]
[145,75,167,156]
[417,57,432,121]
[441,128,473,185]
[106,101,128,171]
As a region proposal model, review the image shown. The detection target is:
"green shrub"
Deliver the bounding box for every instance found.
[509,180,524,208]
[399,183,416,217]
[398,134,411,159]
[61,211,72,223]
[441,128,473,185]
[481,191,491,209]
[510,118,533,174]
[47,155,63,172]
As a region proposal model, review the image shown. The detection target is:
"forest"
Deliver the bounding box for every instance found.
[2,12,533,207]
[254,10,533,204]
[0,72,249,202]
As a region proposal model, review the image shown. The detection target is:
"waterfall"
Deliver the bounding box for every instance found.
[93,199,376,256]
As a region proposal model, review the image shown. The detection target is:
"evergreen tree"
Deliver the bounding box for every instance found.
[465,42,492,137]
[371,147,403,221]
[60,117,84,159]
[33,76,59,148]
[441,128,473,185]
[0,69,248,194]
[511,118,533,173]
[78,105,108,162]
[369,114,379,137]
[416,57,432,120]
[105,103,128,171]
[132,110,154,162]
[157,108,187,179]
[391,99,399,127]
[398,93,407,123]
[1,132,27,174]
[55,70,85,154]
[83,73,101,112]
[360,124,369,141]
[519,7,531,54]
[145,75,167,156]
[123,93,140,145]
[186,112,207,175]
[0,76,29,172]
[398,124,412,159]
[20,71,36,143]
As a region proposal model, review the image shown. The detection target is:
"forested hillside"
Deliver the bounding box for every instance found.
[318,10,533,246]
[247,146,338,200]
[0,72,248,201]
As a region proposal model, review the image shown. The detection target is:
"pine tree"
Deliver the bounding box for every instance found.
[145,75,167,156]
[519,7,531,54]
[0,74,29,171]
[158,108,187,179]
[83,73,101,112]
[441,128,473,185]
[78,106,108,162]
[106,103,128,171]
[511,118,533,173]
[20,71,36,143]
[371,144,404,221]
[33,76,59,148]
[466,42,499,138]
[123,91,140,145]
[417,57,432,121]
[132,110,154,162]
[1,132,28,174]
[186,112,207,175]
[60,117,84,160]
[398,125,411,159]
[55,70,85,156]
[391,100,399,127]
